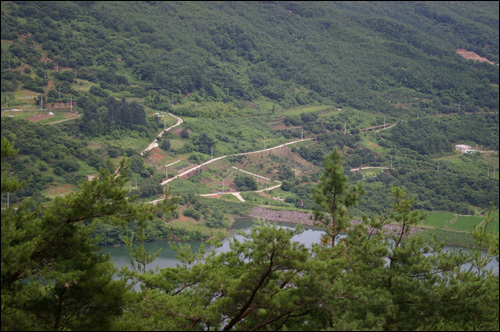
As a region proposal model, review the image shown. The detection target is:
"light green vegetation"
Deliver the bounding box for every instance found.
[93,132,152,151]
[450,215,485,231]
[73,78,94,93]
[422,212,499,235]
[357,167,387,178]
[420,228,478,247]
[167,178,212,196]
[184,114,286,156]
[169,139,184,150]
[321,107,399,130]
[436,153,493,178]
[424,212,456,227]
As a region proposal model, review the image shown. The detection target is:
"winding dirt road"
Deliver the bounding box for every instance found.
[143,112,312,204]
[160,138,312,186]
[141,113,183,156]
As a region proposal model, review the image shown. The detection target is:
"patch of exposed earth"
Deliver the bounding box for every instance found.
[248,207,423,237]
[456,49,496,65]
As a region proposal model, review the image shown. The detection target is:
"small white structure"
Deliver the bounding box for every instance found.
[455,144,471,153]
[48,111,54,115]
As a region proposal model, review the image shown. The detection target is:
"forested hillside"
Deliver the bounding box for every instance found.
[2,0,498,211]
[2,1,498,112]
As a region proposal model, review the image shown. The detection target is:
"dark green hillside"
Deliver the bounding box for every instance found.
[2,1,498,113]
[1,1,498,216]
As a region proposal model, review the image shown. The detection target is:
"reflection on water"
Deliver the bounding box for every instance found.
[101,219,324,272]
[102,219,498,276]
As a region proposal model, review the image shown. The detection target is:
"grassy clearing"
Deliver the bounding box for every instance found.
[321,107,399,130]
[73,78,94,93]
[240,192,290,208]
[185,115,286,156]
[169,139,185,150]
[358,168,386,178]
[1,110,36,120]
[359,135,382,151]
[435,153,493,178]
[93,133,151,152]
[424,212,456,227]
[168,178,212,196]
[449,215,484,231]
[37,114,66,124]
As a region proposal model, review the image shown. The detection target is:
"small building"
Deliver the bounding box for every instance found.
[455,144,471,153]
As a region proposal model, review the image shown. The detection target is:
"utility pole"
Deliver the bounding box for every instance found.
[58,86,61,99]
[70,96,73,112]
[40,95,43,110]
[437,161,440,172]
[211,146,214,159]
[165,166,170,192]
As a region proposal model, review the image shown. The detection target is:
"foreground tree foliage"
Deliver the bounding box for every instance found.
[1,137,176,330]
[311,148,365,247]
[2,138,498,330]
[115,150,498,331]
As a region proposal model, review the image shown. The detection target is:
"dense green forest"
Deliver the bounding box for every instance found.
[1,1,498,112]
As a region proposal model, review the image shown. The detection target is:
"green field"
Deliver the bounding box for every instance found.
[449,215,484,231]
[424,212,456,227]
[485,221,499,234]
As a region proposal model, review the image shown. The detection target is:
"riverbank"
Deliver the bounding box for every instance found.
[248,206,424,238]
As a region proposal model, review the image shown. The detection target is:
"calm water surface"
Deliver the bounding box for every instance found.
[101,219,498,275]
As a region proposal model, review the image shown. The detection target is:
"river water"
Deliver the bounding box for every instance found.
[101,219,498,276]
[101,219,324,272]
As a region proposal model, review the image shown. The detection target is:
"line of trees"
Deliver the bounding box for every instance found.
[79,97,148,137]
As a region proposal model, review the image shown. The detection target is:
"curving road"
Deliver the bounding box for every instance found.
[141,113,183,156]
[160,138,312,186]
[143,111,312,205]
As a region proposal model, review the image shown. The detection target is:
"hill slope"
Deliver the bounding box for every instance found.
[2,1,498,113]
